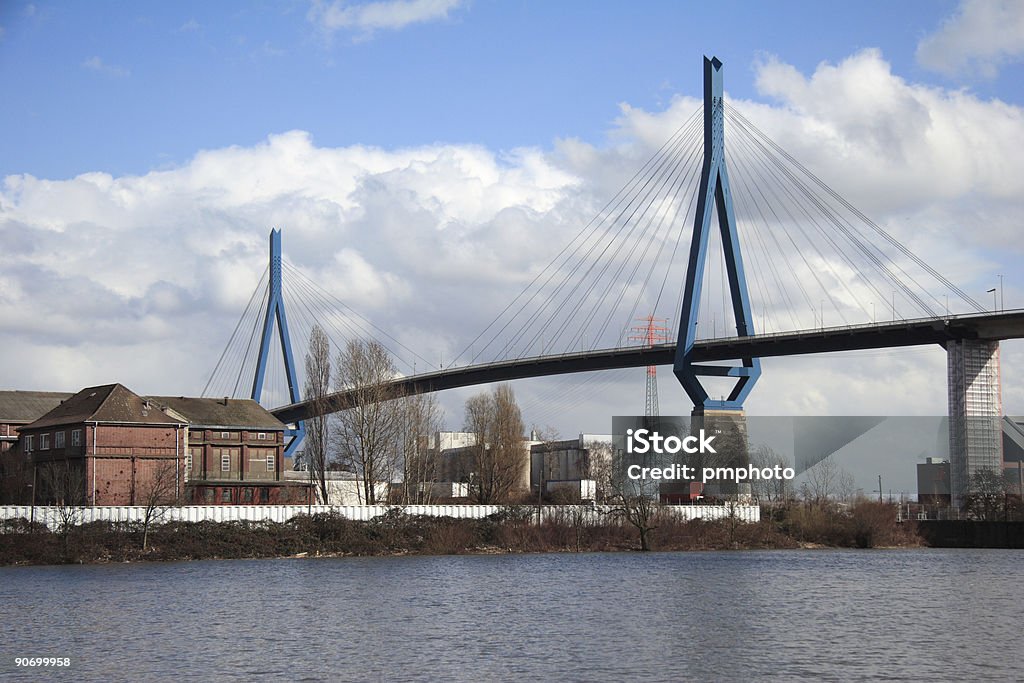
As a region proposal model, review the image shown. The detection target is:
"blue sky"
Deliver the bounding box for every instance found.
[3,0,1024,493]
[4,0,1019,180]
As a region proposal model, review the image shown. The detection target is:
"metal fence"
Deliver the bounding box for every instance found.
[0,503,759,531]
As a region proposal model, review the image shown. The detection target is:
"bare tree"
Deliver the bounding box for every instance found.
[334,338,403,504]
[0,450,31,504]
[749,445,794,506]
[530,424,560,443]
[601,445,658,551]
[37,461,86,554]
[584,440,616,503]
[138,458,182,551]
[805,454,841,504]
[966,468,1007,521]
[464,384,526,504]
[304,324,332,505]
[836,469,857,505]
[398,393,443,504]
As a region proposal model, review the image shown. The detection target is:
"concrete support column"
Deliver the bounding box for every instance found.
[947,339,1003,509]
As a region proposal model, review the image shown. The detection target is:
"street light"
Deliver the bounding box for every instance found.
[987,288,997,312]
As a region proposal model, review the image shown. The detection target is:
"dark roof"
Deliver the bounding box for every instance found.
[26,384,183,430]
[0,390,74,424]
[148,396,285,431]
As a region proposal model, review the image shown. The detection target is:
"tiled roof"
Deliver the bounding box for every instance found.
[147,396,285,430]
[0,390,74,423]
[26,384,183,430]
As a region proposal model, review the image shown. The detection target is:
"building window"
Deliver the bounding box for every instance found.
[71,429,82,447]
[185,452,193,474]
[221,488,232,503]
[54,431,65,448]
[260,488,270,504]
[221,453,231,472]
[24,435,33,451]
[243,487,254,503]
[40,433,50,450]
[203,488,215,503]
[257,432,267,440]
[266,454,275,472]
[220,431,231,439]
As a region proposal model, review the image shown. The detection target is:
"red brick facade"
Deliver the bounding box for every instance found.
[4,385,313,506]
[22,421,186,506]
[184,427,311,505]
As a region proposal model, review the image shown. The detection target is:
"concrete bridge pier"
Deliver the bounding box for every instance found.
[947,339,1003,509]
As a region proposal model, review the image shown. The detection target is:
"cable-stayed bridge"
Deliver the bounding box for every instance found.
[203,57,1021,508]
[270,309,1024,424]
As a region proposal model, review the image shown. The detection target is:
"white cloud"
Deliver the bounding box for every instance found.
[81,55,130,78]
[739,49,1024,215]
[3,49,1023,437]
[308,0,464,36]
[917,0,1024,78]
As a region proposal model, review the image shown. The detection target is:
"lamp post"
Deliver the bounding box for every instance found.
[987,288,997,312]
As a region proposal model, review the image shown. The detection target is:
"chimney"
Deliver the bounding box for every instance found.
[222,396,229,406]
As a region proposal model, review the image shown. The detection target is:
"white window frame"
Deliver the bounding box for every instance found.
[257,432,267,440]
[220,431,231,439]
[221,453,231,472]
[40,433,50,450]
[24,435,33,451]
[54,431,65,448]
[266,453,275,472]
[71,429,82,447]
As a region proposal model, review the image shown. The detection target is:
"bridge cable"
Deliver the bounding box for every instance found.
[201,266,269,398]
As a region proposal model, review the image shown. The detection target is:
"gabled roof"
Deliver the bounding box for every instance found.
[26,384,183,431]
[147,396,285,431]
[0,390,74,424]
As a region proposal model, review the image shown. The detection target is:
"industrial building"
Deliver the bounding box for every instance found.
[17,384,189,506]
[0,391,72,453]
[151,395,309,505]
[530,434,611,501]
[916,416,1024,507]
[432,431,536,497]
[1,384,311,506]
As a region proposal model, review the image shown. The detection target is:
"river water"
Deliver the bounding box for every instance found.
[1,549,1021,682]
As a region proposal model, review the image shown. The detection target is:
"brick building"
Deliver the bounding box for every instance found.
[6,385,313,506]
[0,390,72,453]
[0,391,73,502]
[19,384,187,506]
[150,396,310,505]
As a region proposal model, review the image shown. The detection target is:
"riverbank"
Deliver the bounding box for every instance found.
[0,501,922,565]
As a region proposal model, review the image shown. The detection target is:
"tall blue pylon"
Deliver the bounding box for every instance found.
[673,57,761,411]
[252,228,306,457]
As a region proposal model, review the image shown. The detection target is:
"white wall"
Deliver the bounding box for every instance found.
[0,503,760,530]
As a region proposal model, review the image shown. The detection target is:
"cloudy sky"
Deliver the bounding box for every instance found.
[2,0,1023,492]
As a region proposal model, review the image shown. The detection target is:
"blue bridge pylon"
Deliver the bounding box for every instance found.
[674,56,761,412]
[252,228,306,457]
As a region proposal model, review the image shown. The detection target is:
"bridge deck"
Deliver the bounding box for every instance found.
[272,309,1024,423]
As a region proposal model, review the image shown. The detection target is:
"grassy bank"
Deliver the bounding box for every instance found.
[0,501,921,566]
